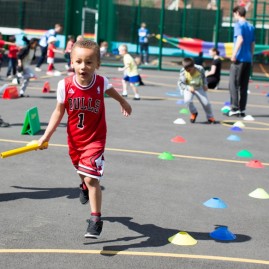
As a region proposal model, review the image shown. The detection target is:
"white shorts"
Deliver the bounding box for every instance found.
[47,57,54,64]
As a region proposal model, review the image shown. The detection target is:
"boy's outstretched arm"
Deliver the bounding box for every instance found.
[105,87,132,116]
[38,103,65,149]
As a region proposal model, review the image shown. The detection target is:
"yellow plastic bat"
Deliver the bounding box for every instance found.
[0,141,48,159]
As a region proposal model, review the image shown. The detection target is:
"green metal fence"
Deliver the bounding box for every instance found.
[0,0,268,80]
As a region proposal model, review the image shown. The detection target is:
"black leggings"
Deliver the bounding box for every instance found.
[207,76,219,89]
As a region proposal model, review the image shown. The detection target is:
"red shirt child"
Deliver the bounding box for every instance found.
[8,44,19,59]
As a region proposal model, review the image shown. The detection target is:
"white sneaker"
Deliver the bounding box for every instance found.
[53,70,61,76]
[35,67,42,72]
[46,71,54,76]
[227,110,240,117]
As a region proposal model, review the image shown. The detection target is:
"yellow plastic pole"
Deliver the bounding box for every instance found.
[0,142,48,159]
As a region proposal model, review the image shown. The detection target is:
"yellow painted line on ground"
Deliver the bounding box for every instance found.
[0,249,268,265]
[107,147,269,165]
[221,120,269,131]
[1,138,268,166]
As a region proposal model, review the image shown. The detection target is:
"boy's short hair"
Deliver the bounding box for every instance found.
[55,23,62,29]
[71,40,100,63]
[118,44,128,52]
[182,57,194,69]
[233,6,246,17]
[141,22,146,28]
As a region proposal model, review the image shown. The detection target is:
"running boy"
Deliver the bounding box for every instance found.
[177,57,216,124]
[118,44,140,100]
[38,40,132,238]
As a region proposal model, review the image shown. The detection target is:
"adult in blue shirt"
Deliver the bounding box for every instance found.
[227,6,255,117]
[138,22,151,65]
[35,23,62,72]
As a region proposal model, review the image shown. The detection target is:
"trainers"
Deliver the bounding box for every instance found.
[190,112,198,123]
[208,117,216,124]
[122,94,128,98]
[35,67,42,72]
[85,219,103,238]
[79,183,89,204]
[226,110,240,117]
[240,111,246,117]
[46,71,54,76]
[133,97,140,100]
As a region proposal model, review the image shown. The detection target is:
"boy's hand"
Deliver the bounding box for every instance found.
[38,137,49,150]
[120,99,132,116]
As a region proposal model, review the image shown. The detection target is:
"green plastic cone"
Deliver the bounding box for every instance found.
[158,151,175,160]
[236,150,253,158]
[179,108,189,115]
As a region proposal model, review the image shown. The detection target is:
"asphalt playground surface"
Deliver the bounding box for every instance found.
[0,62,269,269]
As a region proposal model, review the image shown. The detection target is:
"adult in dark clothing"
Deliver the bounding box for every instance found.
[205,48,222,89]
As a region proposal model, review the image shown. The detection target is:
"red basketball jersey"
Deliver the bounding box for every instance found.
[47,44,55,58]
[64,74,107,150]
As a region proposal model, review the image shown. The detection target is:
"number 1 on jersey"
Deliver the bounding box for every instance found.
[77,113,84,129]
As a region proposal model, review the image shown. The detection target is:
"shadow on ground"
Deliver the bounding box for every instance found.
[83,217,251,255]
[0,185,105,202]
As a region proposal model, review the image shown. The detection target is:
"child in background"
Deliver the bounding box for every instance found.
[64,35,75,71]
[35,23,63,71]
[76,35,84,42]
[100,41,109,58]
[177,57,216,124]
[6,36,19,79]
[0,33,4,75]
[0,32,17,78]
[38,40,132,238]
[17,38,39,97]
[118,44,140,100]
[205,48,222,89]
[46,36,64,76]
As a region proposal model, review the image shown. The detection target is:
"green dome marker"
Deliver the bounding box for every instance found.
[158,151,175,160]
[179,108,189,114]
[236,149,253,158]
